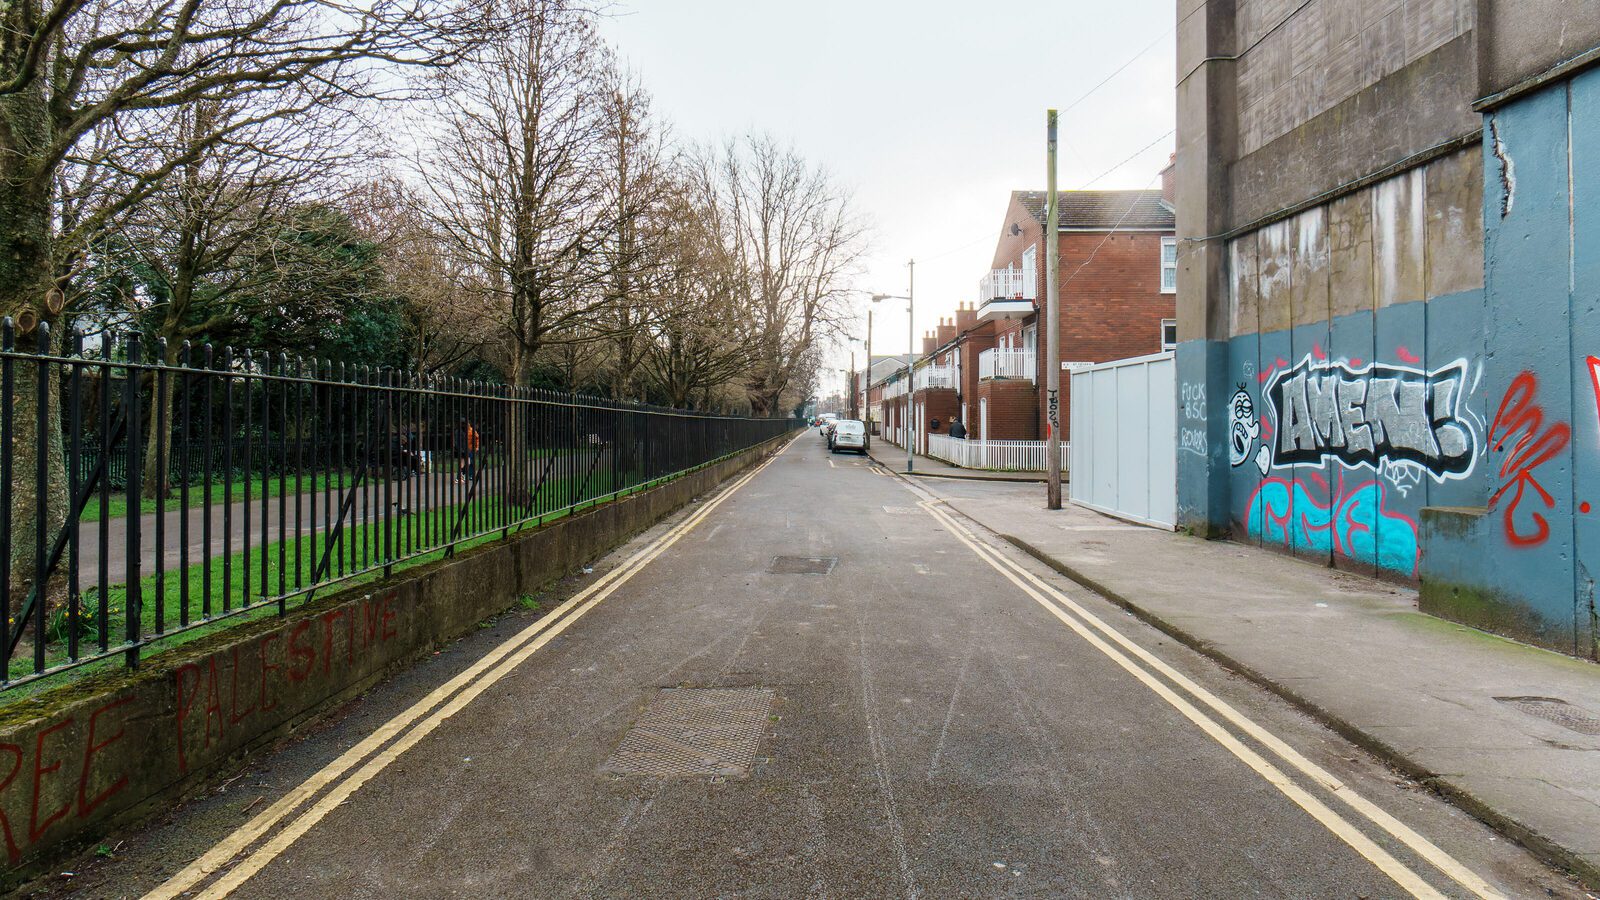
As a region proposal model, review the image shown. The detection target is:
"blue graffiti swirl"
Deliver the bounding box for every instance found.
[1247,479,1419,575]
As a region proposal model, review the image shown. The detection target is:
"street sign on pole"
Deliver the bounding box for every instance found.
[1045,109,1062,510]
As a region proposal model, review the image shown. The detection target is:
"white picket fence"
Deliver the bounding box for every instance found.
[925,434,1069,473]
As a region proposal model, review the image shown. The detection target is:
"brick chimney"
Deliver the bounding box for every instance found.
[1160,152,1176,204]
[921,331,937,356]
[936,316,956,347]
[955,301,976,333]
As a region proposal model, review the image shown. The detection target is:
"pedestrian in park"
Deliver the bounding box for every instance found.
[948,417,967,439]
[456,417,481,484]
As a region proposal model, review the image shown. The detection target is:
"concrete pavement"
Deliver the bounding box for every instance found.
[19,433,1588,898]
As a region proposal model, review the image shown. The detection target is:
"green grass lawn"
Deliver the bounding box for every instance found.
[76,448,574,521]
[10,463,651,685]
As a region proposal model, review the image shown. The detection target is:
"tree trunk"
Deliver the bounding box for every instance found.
[748,391,776,418]
[141,340,181,500]
[503,348,533,510]
[0,75,70,614]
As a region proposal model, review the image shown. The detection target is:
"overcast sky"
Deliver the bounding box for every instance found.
[598,0,1176,397]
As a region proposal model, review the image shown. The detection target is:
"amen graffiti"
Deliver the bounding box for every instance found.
[1266,357,1476,480]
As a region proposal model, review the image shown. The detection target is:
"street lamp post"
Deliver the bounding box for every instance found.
[864,308,873,429]
[872,259,915,474]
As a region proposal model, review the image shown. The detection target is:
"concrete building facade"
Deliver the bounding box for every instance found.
[1174,0,1600,657]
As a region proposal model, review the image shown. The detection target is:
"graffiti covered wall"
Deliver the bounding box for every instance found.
[1218,150,1489,586]
[1177,70,1600,658]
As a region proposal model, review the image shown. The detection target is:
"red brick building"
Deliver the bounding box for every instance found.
[871,179,1176,466]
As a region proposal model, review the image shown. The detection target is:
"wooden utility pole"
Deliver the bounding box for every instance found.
[1045,110,1063,509]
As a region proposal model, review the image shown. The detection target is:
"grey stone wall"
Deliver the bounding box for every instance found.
[1480,0,1600,98]
[1235,0,1473,157]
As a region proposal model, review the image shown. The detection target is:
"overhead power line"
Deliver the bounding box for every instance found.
[1059,28,1175,116]
[1079,129,1175,189]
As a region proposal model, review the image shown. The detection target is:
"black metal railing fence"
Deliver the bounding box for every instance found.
[0,321,797,690]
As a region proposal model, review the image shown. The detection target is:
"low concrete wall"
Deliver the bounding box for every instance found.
[0,435,786,885]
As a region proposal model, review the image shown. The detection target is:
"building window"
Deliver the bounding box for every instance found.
[1161,318,1178,351]
[1160,236,1177,293]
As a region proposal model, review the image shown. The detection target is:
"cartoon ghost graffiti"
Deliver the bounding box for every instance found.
[1228,386,1260,468]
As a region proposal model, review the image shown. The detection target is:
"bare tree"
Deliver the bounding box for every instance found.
[690,136,864,416]
[348,178,496,378]
[639,175,753,409]
[419,0,614,389]
[0,0,490,601]
[591,67,670,402]
[98,89,371,496]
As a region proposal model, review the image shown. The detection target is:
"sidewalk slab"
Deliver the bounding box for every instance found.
[910,476,1600,886]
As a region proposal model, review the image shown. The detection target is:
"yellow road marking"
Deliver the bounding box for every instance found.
[917,498,1502,900]
[147,436,797,900]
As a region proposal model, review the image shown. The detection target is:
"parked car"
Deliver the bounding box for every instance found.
[817,413,837,441]
[829,419,868,454]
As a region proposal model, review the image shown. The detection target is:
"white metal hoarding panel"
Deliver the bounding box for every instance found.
[1069,353,1176,530]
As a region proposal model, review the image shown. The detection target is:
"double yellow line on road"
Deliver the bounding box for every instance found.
[914,497,1504,900]
[146,437,796,900]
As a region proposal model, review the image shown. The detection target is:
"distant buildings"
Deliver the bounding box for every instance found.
[861,174,1175,468]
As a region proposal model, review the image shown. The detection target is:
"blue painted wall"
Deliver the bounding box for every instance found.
[1176,67,1600,657]
[1423,70,1600,655]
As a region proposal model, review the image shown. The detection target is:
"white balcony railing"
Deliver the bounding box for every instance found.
[978,348,1036,382]
[913,365,955,391]
[882,378,908,400]
[978,265,1037,303]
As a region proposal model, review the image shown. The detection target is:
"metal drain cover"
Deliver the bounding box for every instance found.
[769,556,837,575]
[1495,696,1600,736]
[601,688,774,777]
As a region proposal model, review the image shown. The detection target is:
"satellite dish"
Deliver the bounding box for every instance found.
[1009,223,1021,236]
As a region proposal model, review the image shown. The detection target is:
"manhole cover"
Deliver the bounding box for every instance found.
[1495,696,1600,736]
[601,688,774,777]
[769,556,837,575]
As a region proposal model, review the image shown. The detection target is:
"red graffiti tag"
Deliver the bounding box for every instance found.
[174,590,398,774]
[0,696,133,863]
[1588,355,1600,427]
[1488,372,1571,547]
[1395,345,1420,364]
[1256,357,1290,384]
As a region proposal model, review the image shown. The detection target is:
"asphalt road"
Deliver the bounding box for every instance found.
[25,433,1588,898]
